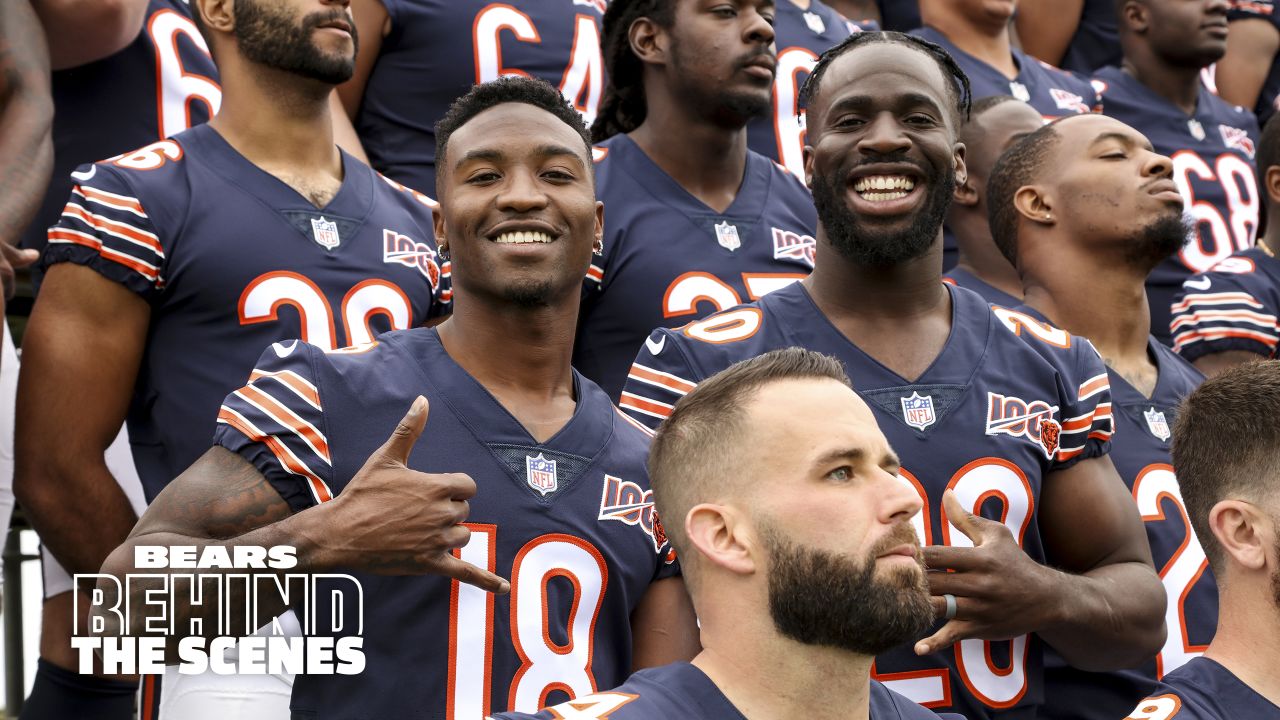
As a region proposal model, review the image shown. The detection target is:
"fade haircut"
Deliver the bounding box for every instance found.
[1258,113,1280,196]
[1172,360,1280,575]
[647,348,852,585]
[434,76,594,190]
[987,122,1064,266]
[591,0,677,142]
[798,31,972,128]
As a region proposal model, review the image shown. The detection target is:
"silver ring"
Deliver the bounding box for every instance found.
[943,593,958,621]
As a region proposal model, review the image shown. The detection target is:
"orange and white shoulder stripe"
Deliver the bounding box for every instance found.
[586,264,604,284]
[230,385,331,465]
[1173,326,1280,353]
[1171,292,1265,313]
[59,202,164,257]
[248,369,322,410]
[626,363,696,397]
[1171,307,1278,333]
[216,405,333,504]
[619,391,674,420]
[1077,373,1110,402]
[72,184,148,219]
[615,407,655,437]
[46,227,162,282]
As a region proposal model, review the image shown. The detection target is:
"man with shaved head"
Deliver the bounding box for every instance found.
[988,112,1214,719]
[620,30,1165,720]
[495,348,958,720]
[944,94,1044,305]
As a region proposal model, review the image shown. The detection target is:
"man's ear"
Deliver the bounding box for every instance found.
[953,142,968,187]
[432,202,448,254]
[1265,165,1280,207]
[593,200,605,255]
[628,16,667,67]
[1014,185,1055,227]
[802,143,815,190]
[199,0,234,34]
[1210,500,1270,572]
[686,504,756,577]
[1119,0,1149,34]
[954,173,980,207]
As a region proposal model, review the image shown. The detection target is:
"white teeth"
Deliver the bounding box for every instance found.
[853,175,916,193]
[493,231,553,244]
[859,191,908,202]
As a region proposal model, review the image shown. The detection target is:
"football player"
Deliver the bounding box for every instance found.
[15,0,448,717]
[1215,0,1280,127]
[1124,361,1280,720]
[335,0,604,193]
[1015,0,1122,75]
[988,113,1216,719]
[619,31,1167,720]
[1170,114,1280,375]
[1095,0,1260,347]
[578,0,818,401]
[745,0,868,179]
[94,76,699,719]
[491,349,963,720]
[943,94,1043,306]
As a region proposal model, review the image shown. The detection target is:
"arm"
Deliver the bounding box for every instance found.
[1191,350,1269,377]
[14,263,150,578]
[95,397,509,658]
[334,0,388,121]
[629,576,700,671]
[1215,18,1280,113]
[0,0,53,245]
[919,457,1165,671]
[30,0,147,70]
[1013,0,1085,67]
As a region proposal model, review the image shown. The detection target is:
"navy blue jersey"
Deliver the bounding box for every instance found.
[620,282,1116,720]
[1226,0,1280,126]
[911,27,1100,118]
[214,328,679,719]
[1011,310,1215,720]
[876,0,920,32]
[944,267,1020,307]
[20,0,220,256]
[42,123,448,501]
[488,662,963,720]
[575,133,818,400]
[355,0,605,193]
[745,0,857,178]
[1170,246,1280,361]
[1093,66,1262,346]
[1058,0,1122,74]
[1123,657,1280,719]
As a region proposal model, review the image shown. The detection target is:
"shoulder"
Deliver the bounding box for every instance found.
[372,169,439,216]
[489,665,687,720]
[759,150,814,202]
[1124,658,1243,720]
[870,680,954,719]
[75,135,195,207]
[991,304,1103,376]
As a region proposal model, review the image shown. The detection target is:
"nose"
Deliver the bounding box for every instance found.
[1205,0,1228,15]
[881,470,924,524]
[857,113,913,156]
[495,168,549,213]
[743,7,775,46]
[1143,150,1173,179]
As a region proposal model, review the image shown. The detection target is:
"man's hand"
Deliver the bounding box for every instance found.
[915,490,1059,656]
[315,396,510,593]
[0,243,38,300]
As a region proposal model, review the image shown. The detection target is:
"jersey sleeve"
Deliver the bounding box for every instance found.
[1171,273,1279,361]
[617,328,703,431]
[213,341,336,514]
[1228,0,1278,26]
[42,163,167,299]
[1055,337,1115,469]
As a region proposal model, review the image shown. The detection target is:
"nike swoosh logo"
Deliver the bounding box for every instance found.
[70,165,97,182]
[645,335,666,356]
[1183,277,1212,291]
[272,340,299,358]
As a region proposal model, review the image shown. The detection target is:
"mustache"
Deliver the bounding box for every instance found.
[870,522,923,560]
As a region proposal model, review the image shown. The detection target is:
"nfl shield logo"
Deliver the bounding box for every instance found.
[311,216,341,250]
[803,11,826,34]
[526,453,558,495]
[900,392,936,431]
[714,221,741,252]
[1144,408,1171,441]
[1010,82,1031,102]
[1188,119,1206,141]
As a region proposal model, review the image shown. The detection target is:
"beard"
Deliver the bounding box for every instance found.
[669,37,771,126]
[501,278,557,308]
[812,154,955,267]
[1124,211,1193,270]
[763,521,935,656]
[234,1,358,84]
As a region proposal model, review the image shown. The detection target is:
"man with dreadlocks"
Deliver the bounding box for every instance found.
[573,0,819,403]
[620,31,1167,720]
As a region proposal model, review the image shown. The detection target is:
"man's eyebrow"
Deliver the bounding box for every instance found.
[456,148,502,169]
[534,144,587,162]
[1089,131,1152,153]
[455,144,585,169]
[825,91,946,117]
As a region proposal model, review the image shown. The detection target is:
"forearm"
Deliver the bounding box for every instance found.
[1037,560,1166,671]
[0,0,53,245]
[15,460,139,578]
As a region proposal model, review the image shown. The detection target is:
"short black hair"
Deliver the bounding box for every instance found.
[1257,112,1280,194]
[968,94,1023,124]
[434,76,594,189]
[591,0,677,142]
[987,123,1063,266]
[1172,360,1280,574]
[798,31,972,127]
